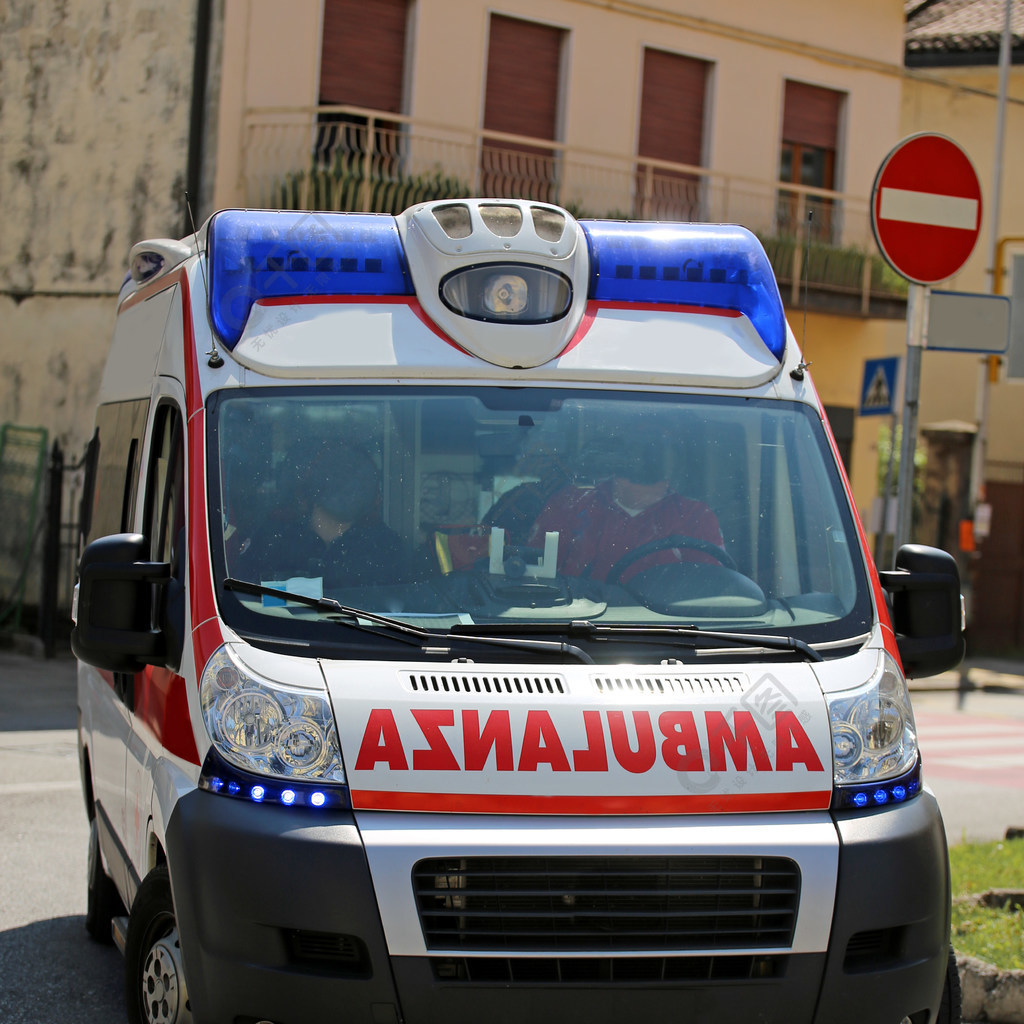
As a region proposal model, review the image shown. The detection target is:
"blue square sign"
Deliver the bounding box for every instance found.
[859,357,900,417]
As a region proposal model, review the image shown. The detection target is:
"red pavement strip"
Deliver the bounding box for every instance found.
[916,711,1024,789]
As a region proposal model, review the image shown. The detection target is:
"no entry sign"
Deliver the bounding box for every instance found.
[871,133,982,285]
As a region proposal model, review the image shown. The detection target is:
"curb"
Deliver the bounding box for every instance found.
[960,954,1024,1023]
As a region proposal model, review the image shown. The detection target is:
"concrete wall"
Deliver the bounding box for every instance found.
[0,0,198,456]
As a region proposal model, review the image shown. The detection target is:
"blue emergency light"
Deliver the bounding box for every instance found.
[198,747,350,811]
[581,221,787,361]
[207,209,413,348]
[831,759,921,812]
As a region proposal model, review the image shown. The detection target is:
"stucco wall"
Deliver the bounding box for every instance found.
[0,0,198,454]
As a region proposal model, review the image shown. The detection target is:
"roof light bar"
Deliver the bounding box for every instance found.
[207,209,413,349]
[581,221,787,361]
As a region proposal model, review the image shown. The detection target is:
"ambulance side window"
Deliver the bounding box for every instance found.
[143,404,185,571]
[85,398,149,545]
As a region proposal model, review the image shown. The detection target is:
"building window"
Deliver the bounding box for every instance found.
[316,0,410,184]
[636,48,710,220]
[778,80,844,241]
[481,14,566,202]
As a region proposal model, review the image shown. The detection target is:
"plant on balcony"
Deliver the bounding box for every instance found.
[759,234,908,303]
[270,156,472,216]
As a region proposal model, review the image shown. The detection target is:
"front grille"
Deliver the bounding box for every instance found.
[414,856,800,952]
[432,954,788,984]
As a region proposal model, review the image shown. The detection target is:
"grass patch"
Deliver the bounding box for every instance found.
[949,837,1024,969]
[950,837,1024,893]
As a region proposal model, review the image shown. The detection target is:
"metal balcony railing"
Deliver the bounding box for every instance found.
[240,104,908,317]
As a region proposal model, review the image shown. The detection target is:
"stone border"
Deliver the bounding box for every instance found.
[959,953,1024,1023]
[956,891,1024,1023]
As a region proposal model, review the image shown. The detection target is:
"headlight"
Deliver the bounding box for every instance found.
[827,650,917,786]
[200,645,346,784]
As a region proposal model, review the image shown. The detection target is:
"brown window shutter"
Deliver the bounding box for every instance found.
[782,80,843,150]
[484,15,564,140]
[320,0,408,111]
[638,49,709,167]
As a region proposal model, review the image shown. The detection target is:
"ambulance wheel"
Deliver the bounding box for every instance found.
[125,865,193,1024]
[606,534,737,583]
[85,815,123,943]
[937,945,962,1024]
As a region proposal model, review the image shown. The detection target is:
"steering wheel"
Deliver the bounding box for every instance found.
[605,534,737,584]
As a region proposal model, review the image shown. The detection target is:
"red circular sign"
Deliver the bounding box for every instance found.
[870,133,983,285]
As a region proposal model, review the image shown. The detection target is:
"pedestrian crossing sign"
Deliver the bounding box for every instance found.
[859,357,900,417]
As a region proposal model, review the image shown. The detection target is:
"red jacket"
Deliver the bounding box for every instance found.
[528,481,724,582]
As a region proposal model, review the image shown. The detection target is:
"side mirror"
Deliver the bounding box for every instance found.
[71,534,170,673]
[878,544,965,678]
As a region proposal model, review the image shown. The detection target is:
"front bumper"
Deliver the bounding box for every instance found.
[165,790,949,1024]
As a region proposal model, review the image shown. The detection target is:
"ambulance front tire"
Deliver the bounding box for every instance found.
[938,945,963,1024]
[125,864,193,1024]
[85,815,123,944]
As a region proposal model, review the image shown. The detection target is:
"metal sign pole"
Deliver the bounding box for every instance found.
[894,283,928,556]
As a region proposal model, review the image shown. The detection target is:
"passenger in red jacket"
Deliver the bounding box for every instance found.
[528,429,725,583]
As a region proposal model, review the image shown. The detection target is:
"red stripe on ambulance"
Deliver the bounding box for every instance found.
[350,789,832,814]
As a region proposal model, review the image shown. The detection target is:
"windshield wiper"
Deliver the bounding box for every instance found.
[572,622,822,661]
[451,619,823,662]
[222,578,594,664]
[224,578,425,647]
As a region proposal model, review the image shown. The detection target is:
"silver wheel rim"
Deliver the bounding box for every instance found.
[141,926,192,1024]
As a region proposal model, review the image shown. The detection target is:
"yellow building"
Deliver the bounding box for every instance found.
[902,0,1024,650]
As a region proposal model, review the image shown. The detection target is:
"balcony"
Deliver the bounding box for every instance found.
[240,105,908,319]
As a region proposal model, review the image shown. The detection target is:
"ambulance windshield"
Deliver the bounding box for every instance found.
[208,387,871,655]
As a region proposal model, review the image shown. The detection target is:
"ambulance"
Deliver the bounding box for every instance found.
[73,199,965,1024]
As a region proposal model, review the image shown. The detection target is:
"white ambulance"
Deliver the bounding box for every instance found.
[73,199,965,1024]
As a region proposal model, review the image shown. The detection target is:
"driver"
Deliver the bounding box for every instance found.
[527,426,724,583]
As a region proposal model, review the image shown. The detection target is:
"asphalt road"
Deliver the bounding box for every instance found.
[0,649,124,1023]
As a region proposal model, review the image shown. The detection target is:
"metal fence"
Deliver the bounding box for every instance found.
[0,425,48,632]
[0,425,93,656]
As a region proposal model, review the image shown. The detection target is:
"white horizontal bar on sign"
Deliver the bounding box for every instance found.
[879,187,978,230]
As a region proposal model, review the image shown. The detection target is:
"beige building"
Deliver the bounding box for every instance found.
[6,0,1022,649]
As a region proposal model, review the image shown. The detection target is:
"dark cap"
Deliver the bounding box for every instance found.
[603,425,671,485]
[309,446,380,523]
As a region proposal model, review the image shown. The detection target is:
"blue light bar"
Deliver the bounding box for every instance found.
[207,209,413,349]
[580,221,787,361]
